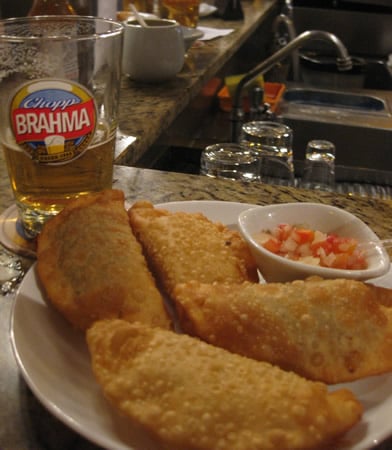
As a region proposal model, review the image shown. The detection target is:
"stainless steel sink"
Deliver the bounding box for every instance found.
[283,88,387,112]
[277,84,392,176]
[151,80,392,185]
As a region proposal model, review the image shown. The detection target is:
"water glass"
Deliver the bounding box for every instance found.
[200,143,261,182]
[301,140,336,191]
[241,121,295,185]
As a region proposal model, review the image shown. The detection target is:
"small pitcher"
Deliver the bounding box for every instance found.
[122,18,185,83]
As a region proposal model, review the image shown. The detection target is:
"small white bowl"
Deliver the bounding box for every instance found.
[238,202,390,283]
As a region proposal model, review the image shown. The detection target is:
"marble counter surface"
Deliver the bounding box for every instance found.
[114,0,276,165]
[1,164,392,449]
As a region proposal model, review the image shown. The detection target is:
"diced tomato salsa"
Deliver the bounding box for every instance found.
[254,223,368,270]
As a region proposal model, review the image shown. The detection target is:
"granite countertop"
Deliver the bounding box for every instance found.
[112,166,392,245]
[114,0,276,165]
[1,164,392,449]
[1,162,392,237]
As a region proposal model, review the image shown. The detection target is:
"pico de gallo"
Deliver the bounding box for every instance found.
[254,223,368,270]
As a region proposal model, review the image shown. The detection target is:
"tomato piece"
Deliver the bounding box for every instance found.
[292,228,315,244]
[262,238,281,254]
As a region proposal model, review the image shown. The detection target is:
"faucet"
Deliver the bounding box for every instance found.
[272,14,300,82]
[280,0,293,19]
[230,30,353,142]
[272,13,297,45]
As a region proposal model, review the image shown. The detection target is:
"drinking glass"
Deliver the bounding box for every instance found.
[161,0,201,28]
[200,143,261,182]
[301,140,336,191]
[241,121,295,185]
[0,16,123,238]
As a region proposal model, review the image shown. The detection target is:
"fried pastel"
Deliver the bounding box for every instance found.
[127,201,258,299]
[173,278,392,383]
[37,190,171,331]
[87,319,362,450]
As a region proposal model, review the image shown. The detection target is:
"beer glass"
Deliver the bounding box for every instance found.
[161,0,201,28]
[0,16,123,238]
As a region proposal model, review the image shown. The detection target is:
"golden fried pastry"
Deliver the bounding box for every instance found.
[87,319,362,450]
[37,190,171,331]
[128,201,258,300]
[173,278,392,384]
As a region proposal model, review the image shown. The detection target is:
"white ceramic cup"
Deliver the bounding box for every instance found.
[122,18,185,82]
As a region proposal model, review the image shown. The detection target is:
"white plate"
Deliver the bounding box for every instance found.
[10,200,392,449]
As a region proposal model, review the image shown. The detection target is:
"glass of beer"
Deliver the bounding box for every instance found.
[0,16,123,238]
[161,0,201,28]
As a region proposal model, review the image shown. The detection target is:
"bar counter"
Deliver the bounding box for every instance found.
[114,0,276,165]
[1,163,392,449]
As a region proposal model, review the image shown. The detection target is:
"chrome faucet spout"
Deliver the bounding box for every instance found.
[272,13,299,81]
[282,0,293,19]
[272,14,296,41]
[231,30,352,142]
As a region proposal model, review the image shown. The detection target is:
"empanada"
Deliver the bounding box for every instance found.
[173,278,392,383]
[87,319,362,450]
[128,201,258,300]
[37,190,171,330]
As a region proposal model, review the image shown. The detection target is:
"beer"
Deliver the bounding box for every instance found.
[28,0,76,15]
[161,0,200,28]
[2,124,115,237]
[0,16,123,239]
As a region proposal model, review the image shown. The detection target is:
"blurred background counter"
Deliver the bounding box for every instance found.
[115,0,277,165]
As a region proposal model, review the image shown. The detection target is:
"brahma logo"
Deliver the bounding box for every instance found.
[10,79,97,164]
